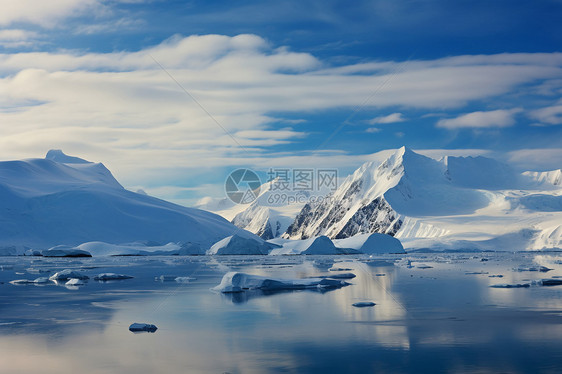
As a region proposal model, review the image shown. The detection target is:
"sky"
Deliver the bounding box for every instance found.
[0,0,561,206]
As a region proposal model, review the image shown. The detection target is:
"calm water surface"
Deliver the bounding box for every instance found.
[1,253,562,373]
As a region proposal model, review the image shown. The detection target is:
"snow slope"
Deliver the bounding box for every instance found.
[0,150,255,253]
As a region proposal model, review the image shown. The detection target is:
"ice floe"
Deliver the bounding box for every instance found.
[93,273,133,281]
[212,272,349,293]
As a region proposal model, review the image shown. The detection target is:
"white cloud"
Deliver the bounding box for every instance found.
[368,112,405,124]
[528,105,562,126]
[365,127,382,133]
[436,108,522,129]
[0,0,100,27]
[507,148,562,171]
[0,34,560,192]
[0,29,38,48]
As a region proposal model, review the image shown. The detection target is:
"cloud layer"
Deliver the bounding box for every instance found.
[0,34,561,202]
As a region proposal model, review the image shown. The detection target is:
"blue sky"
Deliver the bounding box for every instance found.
[0,0,561,205]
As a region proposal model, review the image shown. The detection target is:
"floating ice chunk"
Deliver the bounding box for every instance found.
[49,269,89,281]
[465,271,489,275]
[352,302,376,307]
[33,277,50,284]
[417,264,433,269]
[9,279,34,285]
[488,275,504,278]
[175,276,196,283]
[129,323,157,333]
[513,266,552,272]
[65,278,86,286]
[93,273,134,281]
[213,272,349,293]
[490,283,530,288]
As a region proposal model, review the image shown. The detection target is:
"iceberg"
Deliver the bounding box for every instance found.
[49,269,89,281]
[269,236,352,255]
[41,245,92,257]
[65,278,86,286]
[334,233,405,254]
[212,272,349,293]
[129,323,157,333]
[93,273,134,281]
[207,234,274,255]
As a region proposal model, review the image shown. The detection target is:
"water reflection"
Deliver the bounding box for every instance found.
[1,254,562,373]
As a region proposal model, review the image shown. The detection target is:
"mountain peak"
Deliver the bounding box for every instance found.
[45,149,90,164]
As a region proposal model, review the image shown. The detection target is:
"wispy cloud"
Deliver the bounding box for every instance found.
[0,29,40,48]
[0,34,560,192]
[0,0,101,28]
[368,112,405,124]
[528,104,562,126]
[436,108,522,129]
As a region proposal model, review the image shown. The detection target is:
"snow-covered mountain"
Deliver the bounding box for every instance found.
[523,169,561,186]
[284,147,562,251]
[199,178,305,240]
[0,150,254,252]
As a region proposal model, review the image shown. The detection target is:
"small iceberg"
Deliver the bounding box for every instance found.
[175,276,196,283]
[129,323,158,333]
[65,278,86,286]
[513,266,552,272]
[490,283,530,288]
[94,273,134,281]
[213,272,349,293]
[352,302,376,307]
[207,234,274,255]
[49,269,89,281]
[334,233,405,254]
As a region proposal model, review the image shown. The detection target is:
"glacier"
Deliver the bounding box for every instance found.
[0,150,259,255]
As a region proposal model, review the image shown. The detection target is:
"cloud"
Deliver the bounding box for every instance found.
[368,112,405,124]
[436,108,522,129]
[0,0,100,27]
[0,29,39,48]
[0,34,561,196]
[528,105,562,126]
[507,148,562,171]
[365,127,382,133]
